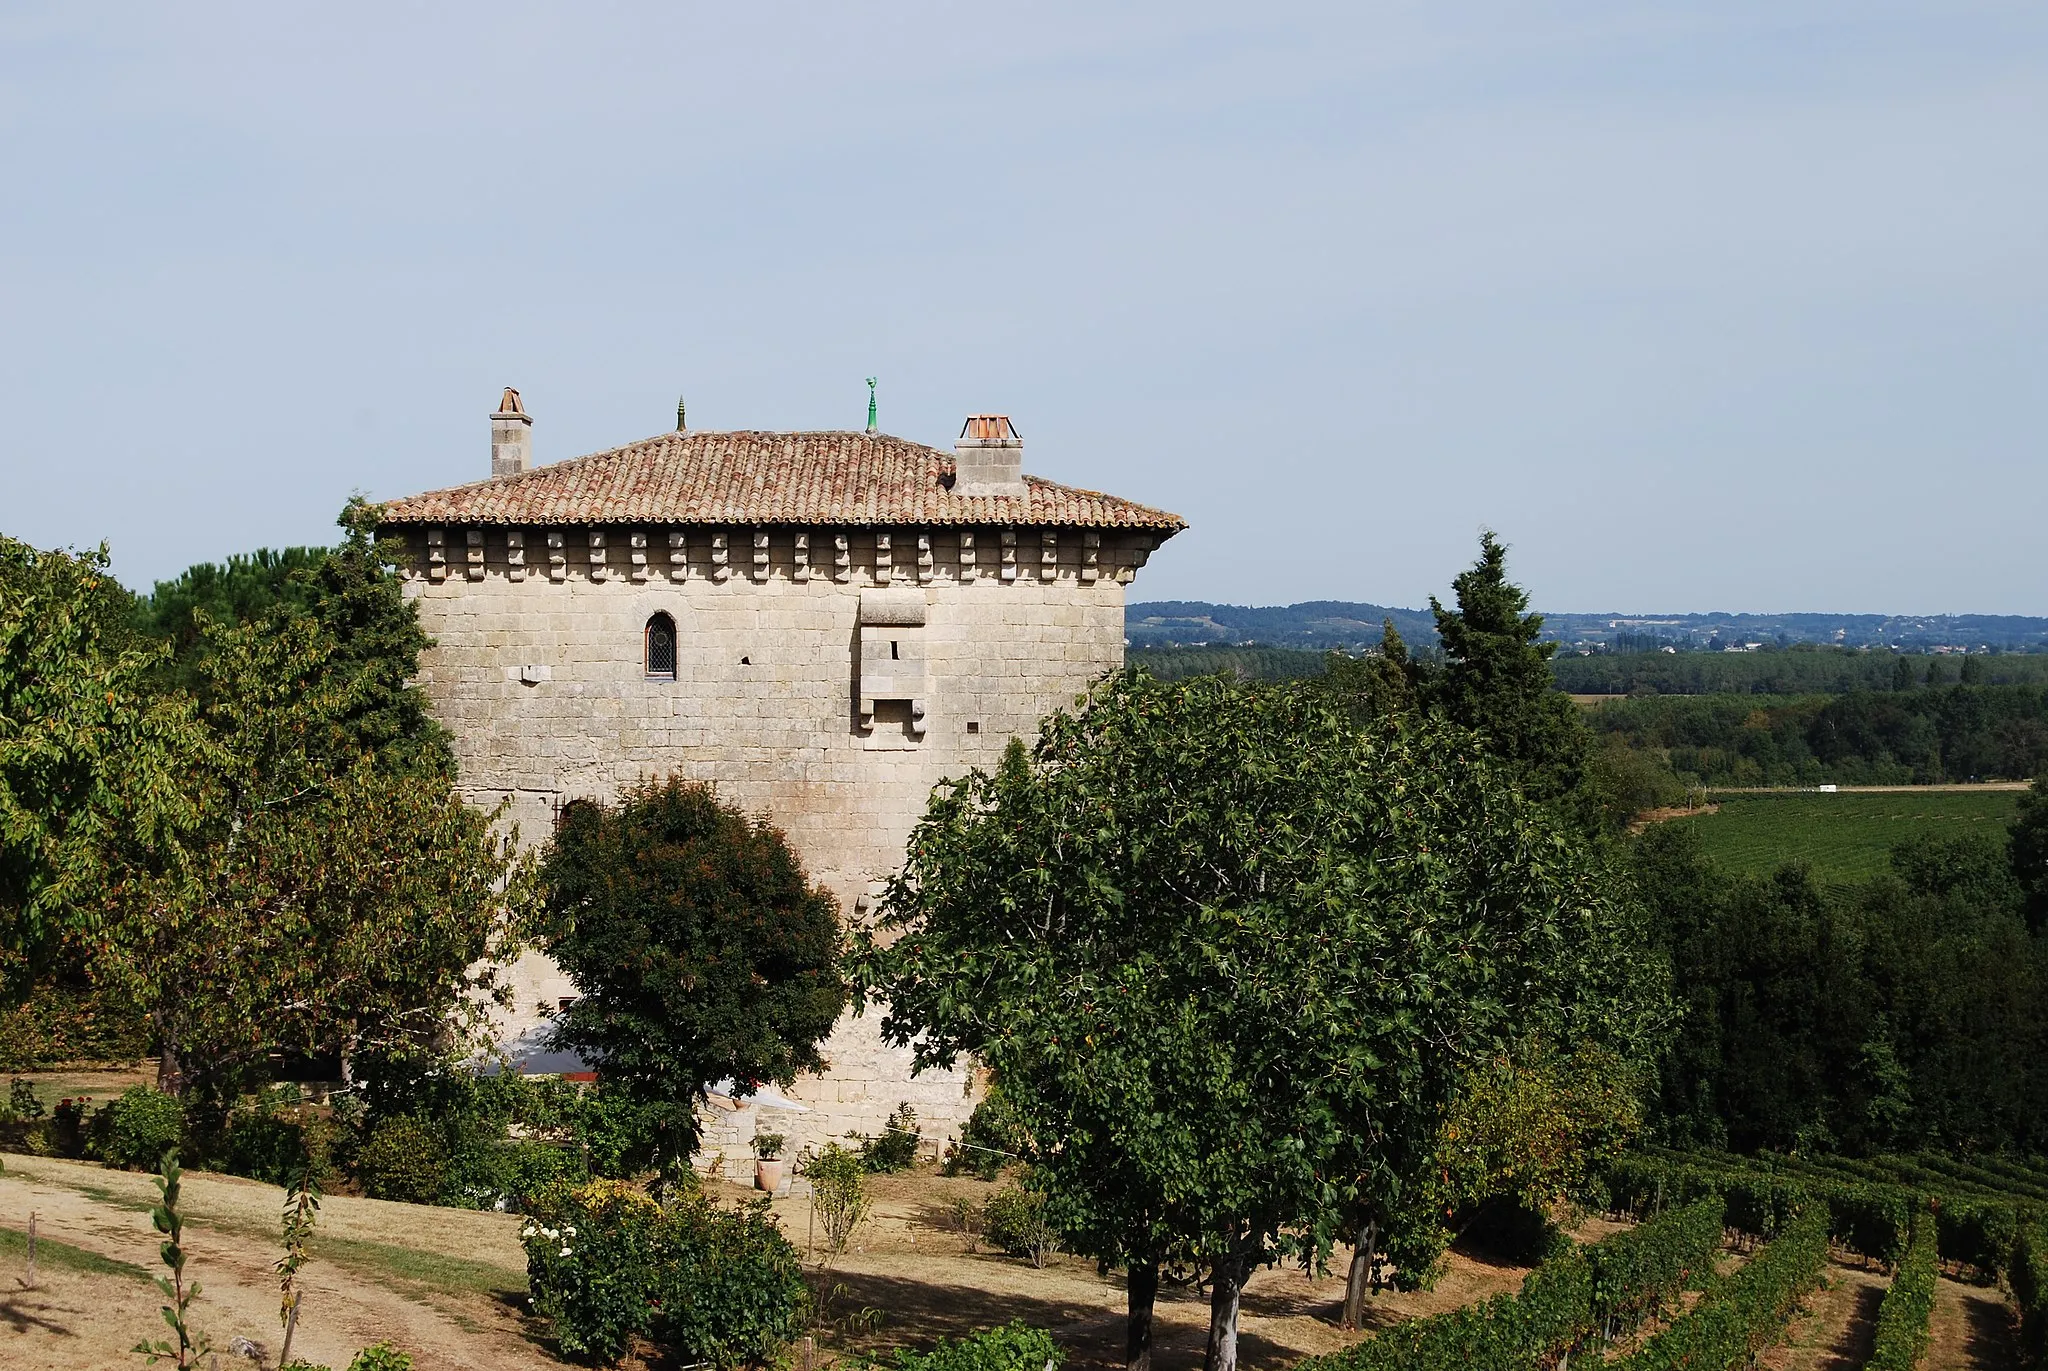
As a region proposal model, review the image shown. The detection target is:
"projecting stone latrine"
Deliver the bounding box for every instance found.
[378,392,1184,1173]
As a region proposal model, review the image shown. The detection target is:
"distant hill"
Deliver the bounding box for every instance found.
[1126,600,2048,655]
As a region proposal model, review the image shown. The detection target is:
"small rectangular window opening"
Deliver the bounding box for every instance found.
[967,721,980,733]
[891,640,899,660]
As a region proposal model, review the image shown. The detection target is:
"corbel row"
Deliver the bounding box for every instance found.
[421,527,1153,585]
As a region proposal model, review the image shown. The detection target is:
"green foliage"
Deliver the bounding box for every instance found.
[92,503,522,1100]
[1633,820,2048,1155]
[439,1139,587,1212]
[807,1142,872,1255]
[1298,1198,1723,1371]
[1583,684,2048,787]
[0,536,199,995]
[856,1102,920,1173]
[275,1167,321,1368]
[983,1181,1061,1267]
[0,972,150,1069]
[1867,1207,1938,1371]
[9,1077,44,1120]
[522,1179,808,1368]
[648,1194,809,1369]
[1669,790,2022,882]
[133,546,329,691]
[353,1116,449,1204]
[221,1096,336,1189]
[2012,1221,2048,1366]
[344,1345,415,1371]
[1126,645,1330,683]
[1428,532,1597,824]
[853,668,1671,1351]
[883,1322,1063,1371]
[945,1082,1028,1180]
[101,1086,185,1171]
[1554,648,2048,697]
[538,776,847,1173]
[523,1180,662,1363]
[1614,1206,1829,1371]
[134,1150,210,1367]
[2014,775,2048,930]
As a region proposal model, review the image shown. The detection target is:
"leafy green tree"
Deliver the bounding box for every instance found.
[2015,775,2048,932]
[0,537,199,998]
[852,673,1668,1371]
[134,546,328,692]
[1319,619,1424,724]
[94,503,521,1098]
[1427,532,1596,823]
[538,777,847,1178]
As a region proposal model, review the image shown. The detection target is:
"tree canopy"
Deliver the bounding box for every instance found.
[538,777,848,1177]
[852,671,1668,1371]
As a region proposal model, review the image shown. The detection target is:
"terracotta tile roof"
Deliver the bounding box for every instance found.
[377,430,1186,531]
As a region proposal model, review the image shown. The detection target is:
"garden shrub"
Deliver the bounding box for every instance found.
[346,1345,415,1371]
[523,1179,808,1367]
[440,1139,587,1212]
[354,1116,449,1203]
[944,1083,1026,1180]
[653,1194,809,1368]
[886,1321,1062,1371]
[807,1142,871,1254]
[524,1180,664,1363]
[221,1097,337,1187]
[856,1102,921,1173]
[983,1181,1060,1267]
[98,1086,184,1170]
[2014,1221,2048,1366]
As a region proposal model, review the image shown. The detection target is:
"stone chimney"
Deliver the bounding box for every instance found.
[953,414,1024,497]
[491,387,532,477]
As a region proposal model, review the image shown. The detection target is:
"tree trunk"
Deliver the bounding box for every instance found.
[1204,1255,1246,1371]
[1340,1221,1378,1330]
[1126,1261,1158,1371]
[155,1027,183,1097]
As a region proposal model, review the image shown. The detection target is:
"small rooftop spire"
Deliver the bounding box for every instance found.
[865,377,878,435]
[676,394,687,432]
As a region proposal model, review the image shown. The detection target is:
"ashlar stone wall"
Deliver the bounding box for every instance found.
[401,521,1154,1168]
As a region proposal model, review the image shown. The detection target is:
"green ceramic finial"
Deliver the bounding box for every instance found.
[676,395,687,431]
[865,377,878,434]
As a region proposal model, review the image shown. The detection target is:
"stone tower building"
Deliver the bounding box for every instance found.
[378,392,1184,1159]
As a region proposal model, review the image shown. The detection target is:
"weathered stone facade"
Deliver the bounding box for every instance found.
[380,402,1182,1167]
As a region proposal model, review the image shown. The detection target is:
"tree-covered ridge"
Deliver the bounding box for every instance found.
[1584,684,2048,786]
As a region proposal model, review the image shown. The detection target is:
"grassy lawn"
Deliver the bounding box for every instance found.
[1683,790,2023,881]
[0,1220,151,1281]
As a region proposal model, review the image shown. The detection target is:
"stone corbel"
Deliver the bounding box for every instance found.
[547,530,567,581]
[507,529,527,581]
[833,533,851,583]
[1000,529,1017,581]
[667,530,688,581]
[794,532,811,583]
[1040,530,1057,581]
[959,530,977,582]
[629,531,650,582]
[465,528,486,580]
[917,532,934,584]
[1081,531,1100,584]
[711,532,730,582]
[874,531,892,585]
[588,529,608,581]
[752,529,771,581]
[426,528,447,581]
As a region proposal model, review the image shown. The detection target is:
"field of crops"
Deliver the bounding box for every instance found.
[1679,790,2023,881]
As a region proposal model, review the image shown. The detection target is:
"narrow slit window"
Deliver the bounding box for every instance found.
[644,612,677,679]
[891,640,900,660]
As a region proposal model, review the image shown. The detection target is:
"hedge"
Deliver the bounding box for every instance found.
[1615,1205,1830,1371]
[2012,1222,2048,1367]
[1868,1207,1938,1371]
[1296,1197,1725,1371]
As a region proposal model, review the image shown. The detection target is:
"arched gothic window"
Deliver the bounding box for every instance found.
[644,612,677,680]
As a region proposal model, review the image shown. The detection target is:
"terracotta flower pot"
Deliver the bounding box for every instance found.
[755,1159,786,1193]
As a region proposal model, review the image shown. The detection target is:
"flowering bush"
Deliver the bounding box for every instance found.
[524,1180,664,1363]
[523,1179,809,1367]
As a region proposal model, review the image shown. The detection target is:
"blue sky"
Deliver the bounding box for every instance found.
[3,3,2042,613]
